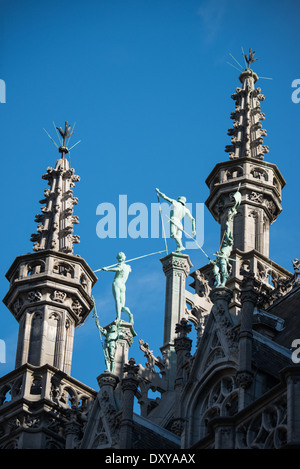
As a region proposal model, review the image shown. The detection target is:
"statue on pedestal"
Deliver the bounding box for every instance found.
[101,252,134,325]
[96,322,120,373]
[155,188,196,252]
[212,219,234,287]
[212,185,241,287]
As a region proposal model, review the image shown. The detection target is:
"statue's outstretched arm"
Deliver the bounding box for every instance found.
[156,188,174,204]
[97,325,107,336]
[102,266,122,272]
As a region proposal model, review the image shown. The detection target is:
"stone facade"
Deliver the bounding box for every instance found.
[0,61,299,450]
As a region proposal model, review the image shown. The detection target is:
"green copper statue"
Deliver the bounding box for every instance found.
[155,188,196,252]
[212,219,234,287]
[101,252,134,325]
[97,322,119,373]
[212,185,241,287]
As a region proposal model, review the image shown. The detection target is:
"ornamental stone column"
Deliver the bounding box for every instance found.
[64,411,82,449]
[281,367,300,448]
[209,286,233,311]
[236,270,260,410]
[209,417,235,449]
[171,318,192,437]
[160,252,193,390]
[98,320,136,405]
[97,371,119,401]
[112,321,136,380]
[119,358,139,449]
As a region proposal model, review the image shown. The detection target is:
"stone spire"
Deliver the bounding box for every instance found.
[1,122,98,449]
[30,122,80,254]
[206,54,285,257]
[225,50,269,161]
[201,51,291,314]
[3,122,97,373]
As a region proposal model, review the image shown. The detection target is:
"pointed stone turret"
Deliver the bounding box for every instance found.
[0,123,98,449]
[200,51,292,314]
[30,123,80,254]
[225,67,269,161]
[4,123,97,372]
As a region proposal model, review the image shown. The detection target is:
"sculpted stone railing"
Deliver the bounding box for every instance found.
[0,364,96,448]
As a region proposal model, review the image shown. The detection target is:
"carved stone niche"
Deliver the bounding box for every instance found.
[26,260,46,277]
[250,166,268,182]
[226,166,243,181]
[30,374,43,395]
[53,261,75,279]
[239,260,251,275]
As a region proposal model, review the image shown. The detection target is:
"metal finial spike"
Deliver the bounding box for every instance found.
[241,46,247,68]
[258,76,273,80]
[227,61,244,73]
[68,140,81,152]
[43,128,59,149]
[228,52,243,70]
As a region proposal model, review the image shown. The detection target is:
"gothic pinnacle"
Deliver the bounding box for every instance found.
[225,49,268,161]
[30,122,81,253]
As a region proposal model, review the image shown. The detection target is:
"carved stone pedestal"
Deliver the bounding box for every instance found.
[160,252,193,390]
[99,320,136,405]
[97,371,120,392]
[209,286,233,308]
[119,358,139,449]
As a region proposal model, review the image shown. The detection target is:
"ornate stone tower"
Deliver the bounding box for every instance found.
[0,123,98,449]
[202,51,292,314]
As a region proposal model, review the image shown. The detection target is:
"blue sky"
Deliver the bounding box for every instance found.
[0,0,299,391]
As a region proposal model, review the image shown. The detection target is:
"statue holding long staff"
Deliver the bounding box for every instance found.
[211,185,241,287]
[155,188,196,252]
[92,298,120,373]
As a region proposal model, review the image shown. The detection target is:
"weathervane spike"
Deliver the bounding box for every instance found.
[243,47,258,70]
[43,128,59,149]
[43,121,80,159]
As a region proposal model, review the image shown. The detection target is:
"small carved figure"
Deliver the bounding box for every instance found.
[155,188,196,252]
